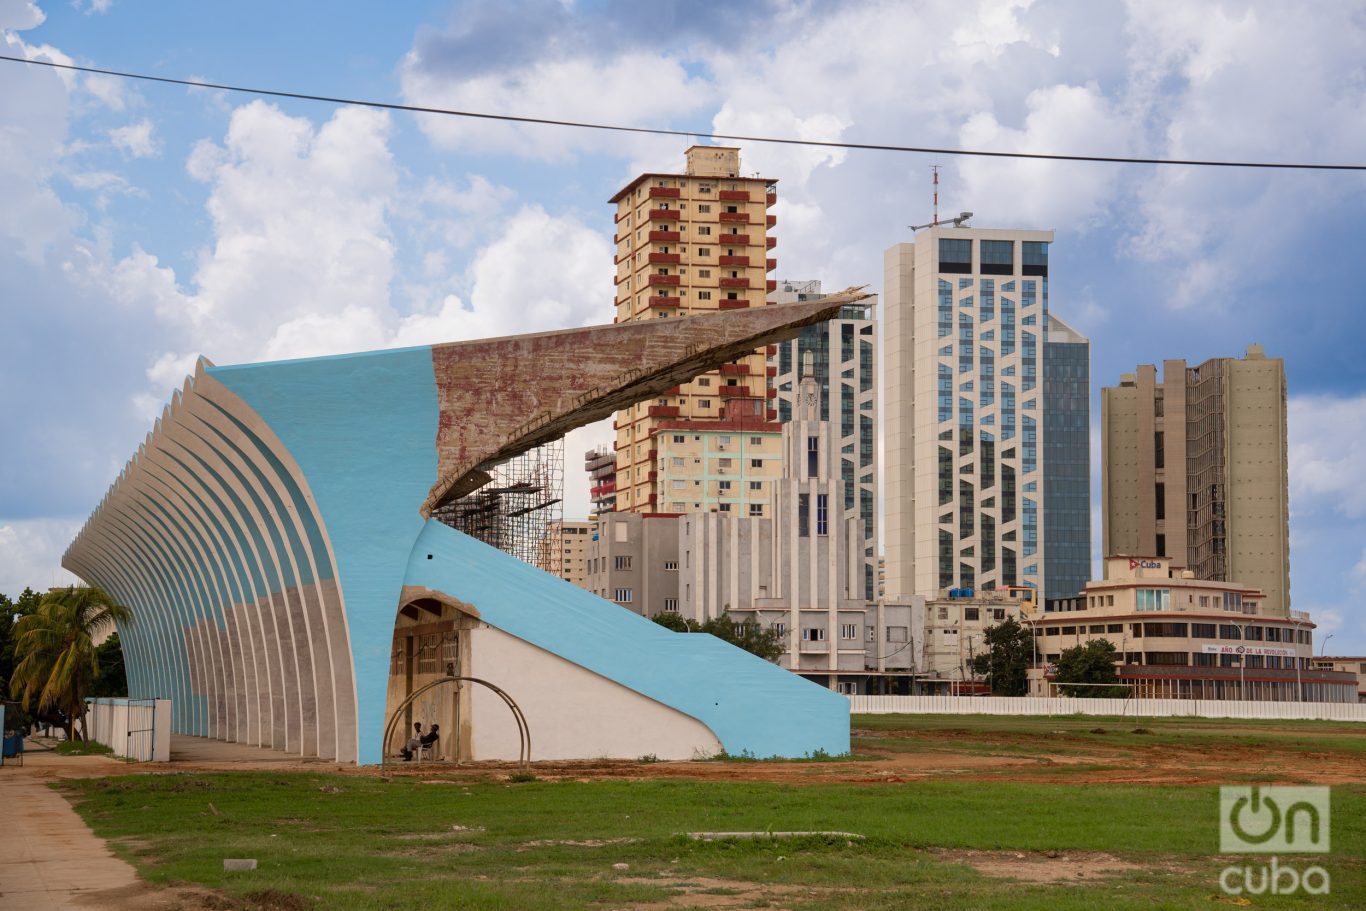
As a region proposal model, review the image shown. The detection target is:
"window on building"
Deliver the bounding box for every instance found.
[662,598,678,612]
[841,624,858,640]
[699,399,711,408]
[807,436,820,477]
[1154,431,1165,469]
[718,480,732,491]
[614,522,629,543]
[750,436,763,445]
[614,555,632,570]
[749,503,763,516]
[798,493,810,537]
[1156,533,1166,558]
[751,458,762,468]
[614,588,632,603]
[749,481,762,490]
[1135,588,1170,612]
[816,494,829,536]
[964,608,980,621]
[673,434,685,443]
[886,626,908,642]
[802,628,826,641]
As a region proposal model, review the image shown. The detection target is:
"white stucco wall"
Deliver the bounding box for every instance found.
[466,625,723,761]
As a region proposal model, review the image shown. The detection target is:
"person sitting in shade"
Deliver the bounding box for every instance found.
[419,724,440,759]
[401,722,423,761]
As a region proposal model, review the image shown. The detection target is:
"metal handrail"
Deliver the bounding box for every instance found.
[381,676,530,769]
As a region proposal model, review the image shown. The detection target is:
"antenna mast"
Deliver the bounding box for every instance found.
[931,164,939,226]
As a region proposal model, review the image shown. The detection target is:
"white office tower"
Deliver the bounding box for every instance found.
[883,227,1090,602]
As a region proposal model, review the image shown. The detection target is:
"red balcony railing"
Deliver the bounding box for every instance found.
[718,255,749,266]
[719,277,750,288]
[649,230,680,242]
[766,237,777,249]
[766,214,777,227]
[648,405,680,418]
[766,279,777,292]
[648,296,680,308]
[648,252,680,264]
[648,186,681,198]
[766,258,777,271]
[720,363,750,375]
[648,208,677,221]
[719,211,751,223]
[721,386,751,397]
[648,274,680,286]
[718,299,750,310]
[719,233,750,245]
[766,193,777,206]
[719,190,750,201]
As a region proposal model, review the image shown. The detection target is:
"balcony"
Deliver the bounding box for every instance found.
[719,233,750,245]
[648,448,658,460]
[719,277,750,289]
[766,408,777,421]
[766,388,777,398]
[648,405,680,418]
[766,279,777,292]
[718,299,750,310]
[648,252,680,264]
[766,193,777,207]
[766,214,777,228]
[648,274,680,286]
[766,237,776,249]
[766,345,778,356]
[766,258,777,271]
[720,363,750,375]
[766,365,777,377]
[719,211,751,223]
[648,230,680,242]
[719,189,750,201]
[648,186,681,198]
[721,386,751,397]
[718,255,749,266]
[647,296,680,308]
[648,209,677,221]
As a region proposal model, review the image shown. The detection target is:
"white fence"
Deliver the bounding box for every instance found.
[849,694,1366,722]
[84,698,172,761]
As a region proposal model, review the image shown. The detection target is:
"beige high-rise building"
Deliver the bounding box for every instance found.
[540,519,594,587]
[610,146,778,516]
[1101,345,1290,615]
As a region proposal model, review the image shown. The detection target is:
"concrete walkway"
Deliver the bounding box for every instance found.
[0,743,141,909]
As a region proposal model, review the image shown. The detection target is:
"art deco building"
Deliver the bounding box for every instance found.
[769,279,878,599]
[1101,345,1290,615]
[883,227,1091,603]
[610,145,779,516]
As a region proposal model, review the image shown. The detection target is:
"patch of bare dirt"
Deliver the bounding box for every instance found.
[933,848,1151,884]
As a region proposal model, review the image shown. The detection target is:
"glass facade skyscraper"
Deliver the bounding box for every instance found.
[1043,314,1092,598]
[883,228,1091,603]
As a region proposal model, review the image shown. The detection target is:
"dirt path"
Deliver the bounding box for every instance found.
[0,744,145,909]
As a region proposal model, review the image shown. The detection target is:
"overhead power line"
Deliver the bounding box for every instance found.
[3,53,1365,172]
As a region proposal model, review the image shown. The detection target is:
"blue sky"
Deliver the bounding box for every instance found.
[2,0,1364,653]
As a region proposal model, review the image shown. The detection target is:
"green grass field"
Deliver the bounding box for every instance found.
[57,713,1366,910]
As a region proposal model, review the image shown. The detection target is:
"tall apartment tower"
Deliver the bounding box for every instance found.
[883,227,1091,601]
[1101,345,1290,615]
[610,146,779,516]
[769,279,878,599]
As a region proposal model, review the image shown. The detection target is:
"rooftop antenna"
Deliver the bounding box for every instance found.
[909,165,972,231]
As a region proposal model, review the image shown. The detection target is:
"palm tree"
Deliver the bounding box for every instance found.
[9,585,131,742]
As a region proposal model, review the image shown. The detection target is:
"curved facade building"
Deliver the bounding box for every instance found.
[64,298,861,764]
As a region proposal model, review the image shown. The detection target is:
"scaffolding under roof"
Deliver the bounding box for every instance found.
[433,438,564,572]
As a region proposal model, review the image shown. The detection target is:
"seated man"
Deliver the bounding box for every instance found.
[419,724,440,759]
[400,722,423,761]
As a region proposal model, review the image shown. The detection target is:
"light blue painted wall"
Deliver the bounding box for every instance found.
[209,346,437,764]
[403,519,849,758]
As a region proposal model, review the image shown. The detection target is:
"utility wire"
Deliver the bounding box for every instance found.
[3,53,1365,172]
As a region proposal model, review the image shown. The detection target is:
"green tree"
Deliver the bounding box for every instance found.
[9,585,131,741]
[970,616,1035,696]
[90,633,129,698]
[1054,639,1129,698]
[0,588,44,702]
[651,611,784,662]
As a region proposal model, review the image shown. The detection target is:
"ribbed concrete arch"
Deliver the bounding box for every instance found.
[66,297,863,763]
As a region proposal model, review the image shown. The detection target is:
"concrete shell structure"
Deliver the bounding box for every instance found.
[64,297,863,764]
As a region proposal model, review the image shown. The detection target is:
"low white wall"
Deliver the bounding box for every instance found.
[84,698,172,761]
[848,694,1366,722]
[467,626,723,761]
